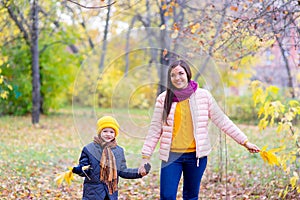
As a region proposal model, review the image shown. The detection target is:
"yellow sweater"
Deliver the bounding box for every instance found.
[171,99,196,152]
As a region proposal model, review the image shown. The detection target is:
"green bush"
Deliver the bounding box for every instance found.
[0,41,80,115]
[225,95,259,124]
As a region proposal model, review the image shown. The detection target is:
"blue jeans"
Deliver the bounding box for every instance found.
[160,152,207,200]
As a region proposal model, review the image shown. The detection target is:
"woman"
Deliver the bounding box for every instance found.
[139,60,260,200]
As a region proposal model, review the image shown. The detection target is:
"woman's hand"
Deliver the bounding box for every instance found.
[138,158,150,176]
[244,142,260,153]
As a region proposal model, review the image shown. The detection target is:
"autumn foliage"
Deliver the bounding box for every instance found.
[0,109,299,199]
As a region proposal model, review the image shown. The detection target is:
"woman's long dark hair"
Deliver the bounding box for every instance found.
[162,60,192,123]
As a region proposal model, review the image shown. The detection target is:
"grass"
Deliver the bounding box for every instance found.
[0,107,298,199]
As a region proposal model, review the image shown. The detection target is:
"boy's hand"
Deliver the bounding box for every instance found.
[72,166,83,174]
[72,165,90,174]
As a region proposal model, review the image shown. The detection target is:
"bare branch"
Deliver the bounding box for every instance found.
[39,41,69,55]
[66,0,116,9]
[2,0,31,46]
[194,1,230,81]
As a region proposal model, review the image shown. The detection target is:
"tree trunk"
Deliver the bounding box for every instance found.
[157,2,170,95]
[99,0,111,71]
[125,15,137,76]
[276,36,295,98]
[31,0,40,124]
[158,33,169,95]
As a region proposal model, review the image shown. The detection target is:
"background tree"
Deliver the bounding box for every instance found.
[1,0,41,123]
[0,0,83,121]
[98,0,112,70]
[31,0,40,124]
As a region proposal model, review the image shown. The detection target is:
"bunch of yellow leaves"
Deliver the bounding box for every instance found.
[259,145,281,166]
[55,165,91,186]
[55,167,74,186]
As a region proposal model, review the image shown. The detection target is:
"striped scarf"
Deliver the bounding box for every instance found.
[94,136,118,194]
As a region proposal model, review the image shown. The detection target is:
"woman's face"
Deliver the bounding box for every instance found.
[100,127,115,142]
[170,65,188,89]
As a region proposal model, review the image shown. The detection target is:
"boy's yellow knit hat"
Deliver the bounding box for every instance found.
[97,116,120,137]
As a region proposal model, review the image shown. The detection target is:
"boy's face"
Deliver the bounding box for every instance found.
[100,127,116,142]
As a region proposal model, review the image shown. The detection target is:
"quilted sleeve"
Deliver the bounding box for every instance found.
[141,92,165,158]
[207,91,248,145]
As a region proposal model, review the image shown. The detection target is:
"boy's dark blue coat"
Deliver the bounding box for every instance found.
[73,142,142,200]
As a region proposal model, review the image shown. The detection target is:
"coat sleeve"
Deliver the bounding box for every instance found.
[206,90,248,145]
[141,93,165,158]
[118,148,142,179]
[73,147,91,177]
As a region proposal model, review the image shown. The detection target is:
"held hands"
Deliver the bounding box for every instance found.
[244,141,260,153]
[144,163,151,173]
[138,159,151,177]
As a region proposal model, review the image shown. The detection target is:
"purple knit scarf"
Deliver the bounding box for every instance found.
[172,80,198,102]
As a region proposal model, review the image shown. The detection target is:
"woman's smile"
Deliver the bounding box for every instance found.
[170,65,188,89]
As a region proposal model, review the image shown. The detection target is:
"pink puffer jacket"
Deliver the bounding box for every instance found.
[142,88,248,162]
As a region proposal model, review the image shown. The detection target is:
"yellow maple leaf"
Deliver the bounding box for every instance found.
[64,168,74,185]
[55,167,74,186]
[260,146,281,166]
[55,173,64,186]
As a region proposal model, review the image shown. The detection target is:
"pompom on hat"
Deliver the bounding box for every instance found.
[97,116,120,137]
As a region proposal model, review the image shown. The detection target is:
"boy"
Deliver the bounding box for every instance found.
[73,116,151,200]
